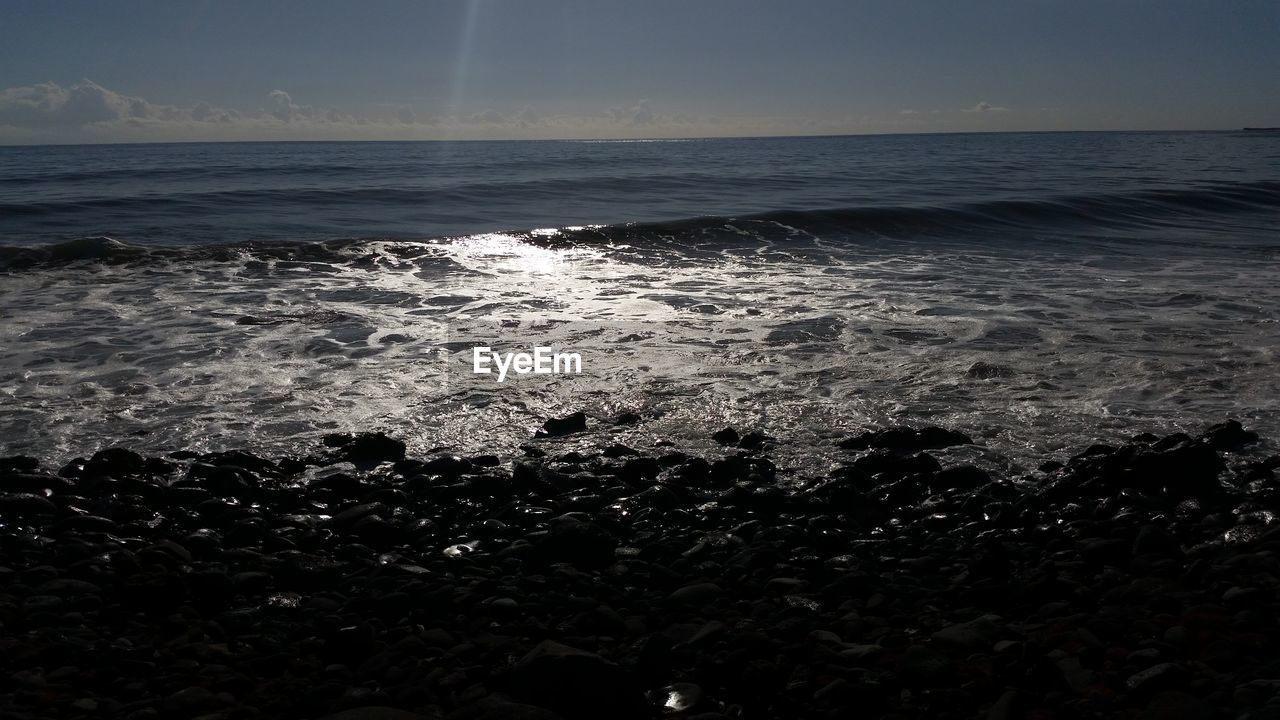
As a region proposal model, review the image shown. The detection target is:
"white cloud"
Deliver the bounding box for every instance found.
[0,79,920,143]
[962,101,1008,113]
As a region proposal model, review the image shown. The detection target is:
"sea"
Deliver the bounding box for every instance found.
[1,131,1278,474]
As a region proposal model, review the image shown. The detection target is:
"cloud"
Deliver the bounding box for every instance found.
[0,79,898,143]
[898,109,919,115]
[0,79,167,128]
[962,101,1008,113]
[609,100,657,126]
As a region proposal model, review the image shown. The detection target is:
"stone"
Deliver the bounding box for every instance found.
[665,582,723,606]
[530,518,617,570]
[1126,663,1189,696]
[895,645,952,684]
[840,426,972,451]
[323,432,406,463]
[318,708,435,720]
[537,412,588,437]
[712,427,739,445]
[1202,419,1258,450]
[968,361,1014,379]
[932,615,1004,649]
[508,641,647,720]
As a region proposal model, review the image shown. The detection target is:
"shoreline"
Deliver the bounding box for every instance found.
[2,419,1278,719]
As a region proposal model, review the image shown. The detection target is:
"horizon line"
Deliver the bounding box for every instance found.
[0,127,1250,149]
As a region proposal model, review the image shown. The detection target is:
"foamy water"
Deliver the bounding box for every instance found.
[1,132,1278,471]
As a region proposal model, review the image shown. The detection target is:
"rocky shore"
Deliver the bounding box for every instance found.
[2,419,1279,719]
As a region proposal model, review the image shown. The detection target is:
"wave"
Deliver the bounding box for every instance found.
[554,180,1280,242]
[2,180,1277,271]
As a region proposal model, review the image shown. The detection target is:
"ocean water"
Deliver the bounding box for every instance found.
[1,132,1278,473]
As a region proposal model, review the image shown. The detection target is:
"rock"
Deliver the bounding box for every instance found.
[0,492,57,514]
[318,708,435,720]
[712,428,739,445]
[0,455,40,474]
[1,472,72,494]
[895,645,952,684]
[1126,662,1189,696]
[1132,439,1223,497]
[84,447,146,476]
[967,361,1014,379]
[665,582,723,606]
[1133,524,1178,556]
[445,699,563,720]
[932,615,1004,649]
[1056,657,1095,693]
[530,518,617,570]
[333,432,406,463]
[420,454,471,477]
[1202,419,1258,450]
[838,645,883,664]
[932,465,990,490]
[657,683,704,713]
[508,641,647,720]
[162,686,232,715]
[986,689,1021,720]
[1139,691,1215,720]
[537,412,588,437]
[840,426,972,451]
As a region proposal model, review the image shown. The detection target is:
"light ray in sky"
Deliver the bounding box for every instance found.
[445,0,484,138]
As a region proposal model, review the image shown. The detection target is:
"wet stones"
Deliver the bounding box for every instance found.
[507,641,648,720]
[2,419,1277,720]
[528,517,617,570]
[839,426,973,451]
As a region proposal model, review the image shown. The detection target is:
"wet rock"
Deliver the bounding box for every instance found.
[536,412,588,437]
[1202,419,1258,450]
[530,517,617,570]
[508,640,647,720]
[712,428,739,445]
[329,432,407,463]
[967,361,1014,379]
[840,426,972,451]
[162,686,232,715]
[1126,662,1189,696]
[446,699,563,720]
[666,582,723,606]
[319,708,436,720]
[1056,657,1095,693]
[0,455,40,474]
[932,615,1004,649]
[84,447,146,476]
[932,464,990,491]
[1133,524,1179,556]
[656,683,705,713]
[1133,439,1224,497]
[895,645,953,684]
[0,492,57,515]
[420,454,471,477]
[1138,691,1215,720]
[1,472,72,494]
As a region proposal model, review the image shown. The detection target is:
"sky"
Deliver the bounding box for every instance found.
[1,0,1277,144]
